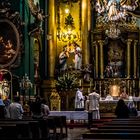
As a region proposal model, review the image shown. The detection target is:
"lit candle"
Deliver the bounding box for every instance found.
[90,80,92,89]
[88,88,90,93]
[79,80,82,86]
[17,91,19,97]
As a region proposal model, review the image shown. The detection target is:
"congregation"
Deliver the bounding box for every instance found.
[0,94,50,120]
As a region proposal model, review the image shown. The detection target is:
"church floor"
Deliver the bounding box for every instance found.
[62,128,89,140]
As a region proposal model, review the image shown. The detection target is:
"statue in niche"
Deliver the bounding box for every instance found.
[28,0,49,36]
[81,64,92,83]
[59,45,69,72]
[73,42,82,70]
[59,42,82,72]
[106,41,124,77]
[104,65,113,78]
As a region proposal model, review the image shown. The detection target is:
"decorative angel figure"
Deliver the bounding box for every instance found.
[28,0,49,36]
[120,0,139,11]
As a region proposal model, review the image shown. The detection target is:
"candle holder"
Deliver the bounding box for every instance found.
[20,73,32,101]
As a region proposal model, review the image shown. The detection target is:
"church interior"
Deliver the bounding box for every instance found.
[0,0,140,139]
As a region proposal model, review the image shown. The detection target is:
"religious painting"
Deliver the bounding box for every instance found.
[104,39,125,78]
[0,2,23,69]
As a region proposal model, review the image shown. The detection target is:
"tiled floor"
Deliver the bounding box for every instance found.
[62,128,89,140]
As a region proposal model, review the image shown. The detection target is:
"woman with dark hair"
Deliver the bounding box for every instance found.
[115,99,129,118]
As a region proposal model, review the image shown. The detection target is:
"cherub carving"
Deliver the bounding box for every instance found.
[28,0,49,36]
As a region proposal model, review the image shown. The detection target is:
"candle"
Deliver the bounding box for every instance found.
[88,88,90,93]
[79,80,82,86]
[17,91,19,97]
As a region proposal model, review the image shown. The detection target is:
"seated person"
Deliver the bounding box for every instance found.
[120,89,128,100]
[105,94,113,101]
[127,101,138,117]
[115,99,129,118]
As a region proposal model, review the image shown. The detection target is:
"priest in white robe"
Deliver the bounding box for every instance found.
[75,87,84,110]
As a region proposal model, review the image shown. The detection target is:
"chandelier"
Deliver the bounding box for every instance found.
[105,23,121,39]
[58,29,80,42]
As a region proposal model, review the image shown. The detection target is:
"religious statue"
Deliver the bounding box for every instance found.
[104,65,113,77]
[73,42,82,70]
[107,0,118,21]
[120,0,139,10]
[28,0,49,36]
[81,64,92,82]
[95,0,139,23]
[59,46,69,72]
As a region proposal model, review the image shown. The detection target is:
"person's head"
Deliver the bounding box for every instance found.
[41,99,47,104]
[78,86,83,91]
[13,96,20,103]
[128,102,135,109]
[35,95,41,102]
[92,88,97,93]
[117,99,125,106]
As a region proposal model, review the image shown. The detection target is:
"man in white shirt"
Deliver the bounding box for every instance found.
[9,96,24,120]
[75,87,84,111]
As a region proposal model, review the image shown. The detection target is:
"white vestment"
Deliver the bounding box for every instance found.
[88,92,100,119]
[75,89,84,109]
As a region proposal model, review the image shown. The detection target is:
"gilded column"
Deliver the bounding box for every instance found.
[126,39,132,78]
[48,0,57,78]
[98,40,104,79]
[133,40,138,78]
[81,0,89,65]
[95,42,99,78]
[127,80,130,96]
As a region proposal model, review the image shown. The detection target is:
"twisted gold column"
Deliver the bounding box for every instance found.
[98,40,104,79]
[126,39,132,78]
[48,0,57,78]
[133,40,138,78]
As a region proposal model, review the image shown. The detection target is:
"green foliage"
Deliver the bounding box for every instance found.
[55,72,78,92]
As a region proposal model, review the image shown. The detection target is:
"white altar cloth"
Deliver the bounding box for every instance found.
[49,111,88,120]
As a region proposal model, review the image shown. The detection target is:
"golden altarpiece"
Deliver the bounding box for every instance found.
[44,0,140,111]
[91,0,140,98]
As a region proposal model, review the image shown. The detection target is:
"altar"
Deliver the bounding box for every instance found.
[49,98,140,120]
[100,97,140,113]
[99,100,128,113]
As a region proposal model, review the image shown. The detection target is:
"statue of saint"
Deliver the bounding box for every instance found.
[59,46,69,72]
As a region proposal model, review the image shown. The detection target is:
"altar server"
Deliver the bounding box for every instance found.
[88,89,100,120]
[75,87,84,110]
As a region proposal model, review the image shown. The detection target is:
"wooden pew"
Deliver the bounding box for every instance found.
[83,132,140,139]
[103,122,140,125]
[90,128,140,133]
[47,116,67,139]
[0,119,40,139]
[0,124,17,139]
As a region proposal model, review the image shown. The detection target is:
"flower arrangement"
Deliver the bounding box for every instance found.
[55,72,78,92]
